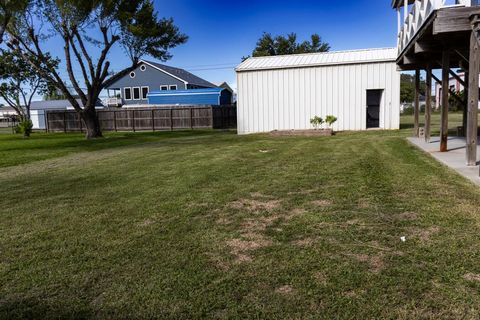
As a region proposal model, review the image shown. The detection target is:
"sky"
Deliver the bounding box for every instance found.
[2,0,400,102]
[145,0,398,90]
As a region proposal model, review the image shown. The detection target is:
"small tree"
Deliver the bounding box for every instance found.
[310,116,324,130]
[3,0,187,139]
[0,49,51,137]
[325,115,337,129]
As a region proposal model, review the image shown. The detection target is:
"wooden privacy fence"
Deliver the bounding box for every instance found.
[46,106,236,133]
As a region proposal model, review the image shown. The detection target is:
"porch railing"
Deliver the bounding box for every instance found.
[397,0,471,56]
[103,97,124,107]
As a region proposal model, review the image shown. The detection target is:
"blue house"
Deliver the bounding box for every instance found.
[147,88,233,106]
[105,60,217,106]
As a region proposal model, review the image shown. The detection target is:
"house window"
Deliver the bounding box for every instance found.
[133,87,141,100]
[160,85,169,91]
[124,87,132,100]
[142,87,149,99]
[169,85,177,90]
[130,72,136,78]
[140,65,146,72]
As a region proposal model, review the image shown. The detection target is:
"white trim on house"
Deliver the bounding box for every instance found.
[139,60,189,85]
[169,85,177,90]
[160,85,169,91]
[124,87,132,100]
[141,86,149,100]
[133,87,141,100]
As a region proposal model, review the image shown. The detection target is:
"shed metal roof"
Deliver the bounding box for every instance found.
[236,48,397,72]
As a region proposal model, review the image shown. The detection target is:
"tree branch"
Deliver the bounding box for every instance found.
[68,37,91,90]
[12,29,82,112]
[73,29,95,80]
[63,32,87,105]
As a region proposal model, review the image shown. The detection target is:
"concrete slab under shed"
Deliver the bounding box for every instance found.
[407,137,480,186]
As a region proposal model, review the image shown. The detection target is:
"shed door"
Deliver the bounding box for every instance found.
[366,89,383,128]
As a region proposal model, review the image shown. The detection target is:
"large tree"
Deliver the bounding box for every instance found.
[400,73,426,103]
[0,49,50,125]
[0,0,28,44]
[248,33,330,58]
[3,0,187,139]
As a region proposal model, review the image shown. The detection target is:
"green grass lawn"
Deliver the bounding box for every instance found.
[1,125,480,318]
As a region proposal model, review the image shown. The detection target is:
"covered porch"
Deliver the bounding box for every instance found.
[394,0,480,178]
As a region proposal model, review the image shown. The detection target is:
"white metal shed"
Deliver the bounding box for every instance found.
[236,48,400,134]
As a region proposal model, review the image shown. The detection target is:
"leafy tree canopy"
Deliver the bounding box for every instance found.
[3,0,187,138]
[0,48,51,120]
[0,0,28,43]
[246,33,330,60]
[400,73,426,103]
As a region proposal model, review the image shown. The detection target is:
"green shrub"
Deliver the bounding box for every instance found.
[310,116,324,129]
[325,115,337,129]
[15,119,33,137]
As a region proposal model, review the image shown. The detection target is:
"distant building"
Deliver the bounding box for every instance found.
[105,60,216,107]
[435,72,465,109]
[147,88,232,106]
[215,82,236,104]
[1,99,104,129]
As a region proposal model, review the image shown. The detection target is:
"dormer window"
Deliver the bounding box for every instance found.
[130,72,136,78]
[140,65,146,72]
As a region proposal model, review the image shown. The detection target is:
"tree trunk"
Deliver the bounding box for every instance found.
[81,107,103,139]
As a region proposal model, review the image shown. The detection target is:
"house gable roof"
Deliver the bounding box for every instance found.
[140,60,216,88]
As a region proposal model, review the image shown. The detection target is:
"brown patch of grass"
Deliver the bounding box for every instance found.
[396,212,418,221]
[345,252,385,274]
[357,198,371,209]
[287,189,317,196]
[216,217,232,225]
[275,285,294,295]
[463,273,480,282]
[227,236,272,264]
[138,219,155,227]
[250,192,270,198]
[409,226,440,242]
[294,238,315,247]
[311,200,333,207]
[285,208,307,220]
[314,272,328,285]
[230,198,281,212]
[242,216,278,232]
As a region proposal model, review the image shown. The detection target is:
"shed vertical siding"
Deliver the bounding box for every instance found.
[237,61,400,134]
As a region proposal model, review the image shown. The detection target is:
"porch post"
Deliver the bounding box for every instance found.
[467,16,480,166]
[440,50,450,152]
[414,69,420,137]
[404,0,409,24]
[425,64,432,143]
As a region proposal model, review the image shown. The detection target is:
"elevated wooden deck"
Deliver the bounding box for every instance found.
[397,6,480,70]
[395,3,480,176]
